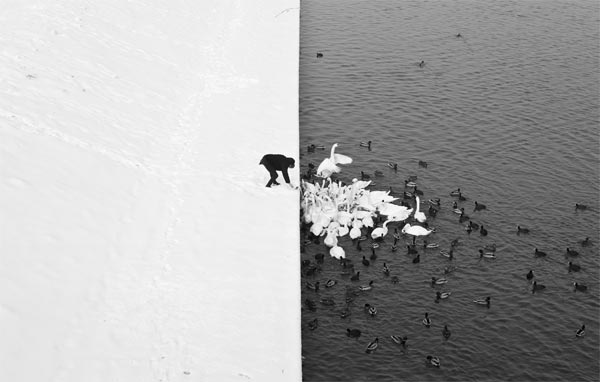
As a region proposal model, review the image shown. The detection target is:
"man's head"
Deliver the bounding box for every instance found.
[287,157,295,169]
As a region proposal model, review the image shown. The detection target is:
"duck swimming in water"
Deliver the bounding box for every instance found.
[428,198,441,206]
[534,248,547,258]
[568,261,581,273]
[383,262,391,275]
[473,296,491,307]
[479,249,496,260]
[365,337,379,353]
[423,312,431,327]
[350,271,360,281]
[468,221,480,230]
[435,291,451,302]
[308,318,318,330]
[576,324,585,337]
[573,282,587,292]
[370,246,378,260]
[360,140,372,149]
[365,304,378,316]
[306,281,320,292]
[566,247,580,257]
[347,328,362,338]
[442,325,451,340]
[440,249,454,260]
[580,237,591,247]
[390,335,408,348]
[526,270,534,280]
[340,307,351,319]
[325,279,337,288]
[474,201,487,211]
[359,280,374,291]
[480,225,488,236]
[517,225,530,234]
[405,179,417,188]
[431,277,448,286]
[424,241,440,249]
[426,355,441,367]
[575,203,588,210]
[532,281,546,293]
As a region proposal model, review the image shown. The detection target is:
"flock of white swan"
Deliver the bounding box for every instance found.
[302,143,433,260]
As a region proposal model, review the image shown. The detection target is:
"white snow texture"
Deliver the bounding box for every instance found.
[0,1,301,381]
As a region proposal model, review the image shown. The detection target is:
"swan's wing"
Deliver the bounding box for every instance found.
[415,226,432,236]
[377,203,405,215]
[316,158,330,175]
[317,158,340,177]
[352,180,371,190]
[334,153,353,165]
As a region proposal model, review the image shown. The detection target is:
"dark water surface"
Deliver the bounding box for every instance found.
[299,1,599,381]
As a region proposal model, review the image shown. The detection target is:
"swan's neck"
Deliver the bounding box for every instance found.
[330,144,337,159]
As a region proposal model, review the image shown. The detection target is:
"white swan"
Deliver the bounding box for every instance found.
[323,228,338,248]
[414,195,427,223]
[369,190,398,206]
[401,223,433,237]
[337,225,349,237]
[316,143,353,178]
[349,220,363,239]
[356,193,377,211]
[370,219,391,240]
[378,203,413,222]
[330,245,345,259]
[361,215,375,228]
[310,222,324,236]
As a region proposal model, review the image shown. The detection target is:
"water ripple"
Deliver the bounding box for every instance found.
[300,0,599,381]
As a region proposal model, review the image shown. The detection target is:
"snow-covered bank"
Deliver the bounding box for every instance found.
[0,1,300,381]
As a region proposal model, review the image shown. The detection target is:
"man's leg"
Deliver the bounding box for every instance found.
[263,164,279,187]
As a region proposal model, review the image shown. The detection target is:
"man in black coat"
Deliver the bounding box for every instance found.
[259,154,295,187]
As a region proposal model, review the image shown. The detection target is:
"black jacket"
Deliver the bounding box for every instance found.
[260,154,295,183]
